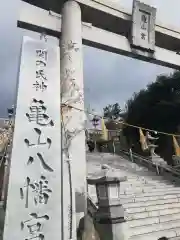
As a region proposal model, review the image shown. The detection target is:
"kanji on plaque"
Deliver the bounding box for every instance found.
[21,213,49,240]
[26,99,54,126]
[36,49,48,62]
[36,69,47,81]
[27,153,54,172]
[139,11,149,41]
[24,128,52,149]
[141,14,148,30]
[33,49,48,92]
[20,176,52,208]
[2,37,62,240]
[24,127,53,172]
[33,81,47,92]
[141,32,146,40]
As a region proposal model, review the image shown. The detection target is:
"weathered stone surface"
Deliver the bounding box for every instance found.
[87,152,180,239]
[3,37,62,240]
[61,1,86,238]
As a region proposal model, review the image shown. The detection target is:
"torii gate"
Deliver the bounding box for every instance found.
[3,0,180,240]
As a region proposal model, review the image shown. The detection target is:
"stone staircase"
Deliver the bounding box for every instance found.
[122,176,180,240]
[87,153,180,240]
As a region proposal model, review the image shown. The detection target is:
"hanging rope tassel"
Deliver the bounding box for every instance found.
[139,128,148,151]
[173,135,180,157]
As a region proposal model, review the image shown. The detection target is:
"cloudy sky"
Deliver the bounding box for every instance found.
[0,0,179,117]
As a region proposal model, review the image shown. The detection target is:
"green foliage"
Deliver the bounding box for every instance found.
[124,71,180,165]
[103,103,122,120]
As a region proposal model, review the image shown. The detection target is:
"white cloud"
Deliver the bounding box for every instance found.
[84,45,173,113]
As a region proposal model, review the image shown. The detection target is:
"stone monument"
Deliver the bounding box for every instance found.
[3,36,62,240]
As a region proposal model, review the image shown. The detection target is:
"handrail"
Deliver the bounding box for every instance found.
[119,148,180,179]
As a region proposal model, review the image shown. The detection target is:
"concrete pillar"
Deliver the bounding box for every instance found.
[61,1,86,239]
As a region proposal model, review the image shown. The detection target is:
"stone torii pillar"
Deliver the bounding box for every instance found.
[60,1,86,239]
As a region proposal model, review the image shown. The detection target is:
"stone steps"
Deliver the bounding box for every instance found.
[126,174,176,182]
[121,186,176,195]
[123,197,180,208]
[129,228,179,240]
[122,186,180,195]
[88,187,179,199]
[122,188,180,239]
[88,185,180,205]
[126,202,180,214]
[127,176,166,180]
[130,219,180,236]
[121,182,174,188]
[121,193,180,204]
[125,182,174,188]
[126,178,176,185]
[120,189,180,198]
[127,207,180,221]
[127,176,168,181]
[128,212,180,228]
[124,182,180,239]
[170,237,180,240]
[87,153,180,239]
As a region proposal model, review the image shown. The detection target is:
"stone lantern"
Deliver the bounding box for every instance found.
[146,131,167,170]
[146,131,159,158]
[87,172,128,240]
